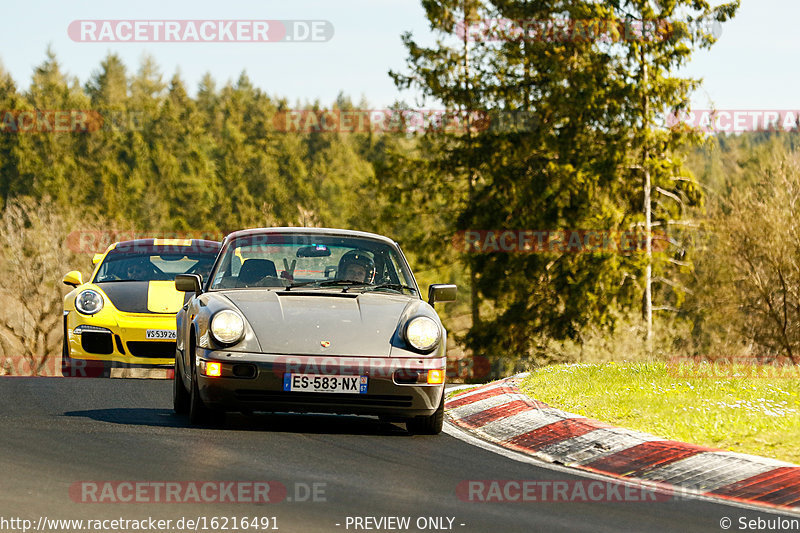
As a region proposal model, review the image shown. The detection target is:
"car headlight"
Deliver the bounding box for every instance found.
[75,290,103,315]
[405,316,441,352]
[210,310,245,345]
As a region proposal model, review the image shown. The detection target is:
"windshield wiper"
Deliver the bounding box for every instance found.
[283,280,416,294]
[283,281,318,291]
[367,283,417,294]
[317,280,371,287]
[317,280,373,292]
[283,280,369,292]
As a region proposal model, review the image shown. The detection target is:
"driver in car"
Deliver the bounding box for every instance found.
[337,250,376,284]
[124,260,151,280]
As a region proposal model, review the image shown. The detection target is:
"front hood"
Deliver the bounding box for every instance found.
[95,281,188,314]
[221,290,415,356]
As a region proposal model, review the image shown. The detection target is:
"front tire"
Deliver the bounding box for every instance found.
[61,335,71,377]
[173,359,189,414]
[188,365,224,426]
[406,390,444,435]
[61,318,75,377]
[189,365,210,424]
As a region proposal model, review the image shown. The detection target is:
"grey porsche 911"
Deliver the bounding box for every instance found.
[172,227,457,434]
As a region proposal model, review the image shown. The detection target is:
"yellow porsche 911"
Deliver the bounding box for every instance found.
[61,238,221,377]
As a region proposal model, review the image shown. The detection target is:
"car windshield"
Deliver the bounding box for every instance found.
[209,234,417,294]
[94,248,218,283]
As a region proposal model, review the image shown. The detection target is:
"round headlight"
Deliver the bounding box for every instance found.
[405,316,441,352]
[210,310,245,345]
[75,290,103,315]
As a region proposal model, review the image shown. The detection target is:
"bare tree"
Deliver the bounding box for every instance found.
[712,155,800,363]
[0,197,92,375]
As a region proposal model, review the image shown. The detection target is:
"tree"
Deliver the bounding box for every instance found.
[0,61,24,203]
[609,0,739,346]
[78,53,135,221]
[391,0,737,373]
[147,73,219,231]
[15,47,91,205]
[687,153,800,363]
[0,197,103,375]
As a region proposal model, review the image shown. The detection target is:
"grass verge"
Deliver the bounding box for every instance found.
[518,361,800,464]
[446,385,480,399]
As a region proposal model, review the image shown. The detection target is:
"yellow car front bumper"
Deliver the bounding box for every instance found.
[65,309,177,367]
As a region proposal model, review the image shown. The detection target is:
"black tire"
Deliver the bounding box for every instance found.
[173,360,189,414]
[188,366,225,426]
[188,365,210,425]
[61,318,73,377]
[61,336,70,377]
[406,390,445,435]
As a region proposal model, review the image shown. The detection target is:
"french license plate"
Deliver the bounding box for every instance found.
[145,329,176,340]
[283,374,368,394]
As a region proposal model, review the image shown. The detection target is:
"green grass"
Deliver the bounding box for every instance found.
[519,361,800,464]
[446,385,481,399]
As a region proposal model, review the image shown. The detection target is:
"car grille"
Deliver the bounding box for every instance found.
[126,341,176,359]
[114,335,125,355]
[234,390,414,407]
[81,332,114,355]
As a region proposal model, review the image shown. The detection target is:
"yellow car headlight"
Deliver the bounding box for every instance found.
[75,290,104,315]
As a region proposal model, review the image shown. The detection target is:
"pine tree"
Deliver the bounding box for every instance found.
[392,0,738,370]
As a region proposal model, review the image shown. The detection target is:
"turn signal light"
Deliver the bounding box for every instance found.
[203,361,222,377]
[427,369,445,384]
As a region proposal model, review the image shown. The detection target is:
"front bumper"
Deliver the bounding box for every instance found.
[194,349,446,418]
[64,310,177,367]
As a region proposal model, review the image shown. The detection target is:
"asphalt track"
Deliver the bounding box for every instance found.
[0,378,794,533]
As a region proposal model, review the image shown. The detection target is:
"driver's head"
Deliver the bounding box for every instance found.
[337,251,375,283]
[125,260,149,280]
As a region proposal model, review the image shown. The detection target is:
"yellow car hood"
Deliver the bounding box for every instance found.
[94,281,186,314]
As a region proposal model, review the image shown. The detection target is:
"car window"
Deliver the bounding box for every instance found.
[94,251,218,283]
[210,235,416,292]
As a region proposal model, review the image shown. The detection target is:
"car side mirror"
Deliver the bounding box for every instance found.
[428,284,457,306]
[92,253,104,265]
[175,274,202,296]
[62,270,83,287]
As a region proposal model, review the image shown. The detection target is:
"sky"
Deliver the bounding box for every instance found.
[0,0,795,110]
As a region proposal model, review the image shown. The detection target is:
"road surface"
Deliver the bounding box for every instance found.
[0,378,792,532]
